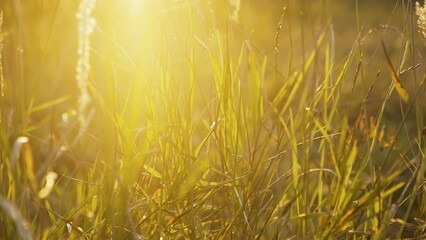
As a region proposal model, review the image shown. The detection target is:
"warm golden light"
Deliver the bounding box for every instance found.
[0,0,424,239]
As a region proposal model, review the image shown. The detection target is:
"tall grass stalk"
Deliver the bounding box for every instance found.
[76,0,96,125]
[0,11,4,100]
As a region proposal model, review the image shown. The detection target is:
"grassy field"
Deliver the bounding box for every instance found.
[1,0,426,239]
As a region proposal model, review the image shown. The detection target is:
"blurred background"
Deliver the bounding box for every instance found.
[0,0,420,115]
[0,0,423,169]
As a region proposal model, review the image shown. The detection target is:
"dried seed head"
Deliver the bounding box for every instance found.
[416,1,426,40]
[76,0,96,125]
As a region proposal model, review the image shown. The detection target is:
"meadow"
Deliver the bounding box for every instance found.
[0,0,425,239]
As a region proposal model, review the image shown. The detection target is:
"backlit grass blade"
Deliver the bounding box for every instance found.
[0,196,33,240]
[381,40,409,103]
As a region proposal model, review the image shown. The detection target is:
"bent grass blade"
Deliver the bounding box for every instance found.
[381,40,409,103]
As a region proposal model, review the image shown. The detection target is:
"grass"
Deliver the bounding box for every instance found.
[0,0,426,239]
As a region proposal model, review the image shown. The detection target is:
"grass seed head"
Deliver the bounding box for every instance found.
[416,1,426,40]
[76,0,96,125]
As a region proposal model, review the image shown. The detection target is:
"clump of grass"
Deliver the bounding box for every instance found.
[0,0,426,239]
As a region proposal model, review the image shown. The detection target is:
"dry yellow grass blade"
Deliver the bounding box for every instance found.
[380,40,409,103]
[11,137,38,192]
[22,142,37,192]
